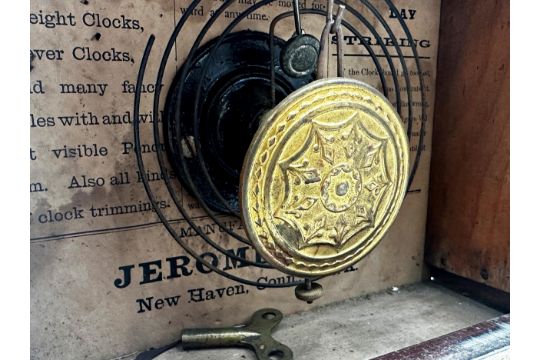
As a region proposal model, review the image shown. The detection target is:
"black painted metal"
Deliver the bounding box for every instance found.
[165,31,312,214]
[280,34,320,78]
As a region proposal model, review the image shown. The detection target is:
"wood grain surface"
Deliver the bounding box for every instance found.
[425,0,509,292]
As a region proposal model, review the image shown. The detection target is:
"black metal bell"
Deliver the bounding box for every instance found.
[164,31,313,215]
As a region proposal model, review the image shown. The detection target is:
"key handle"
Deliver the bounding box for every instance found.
[181,308,293,360]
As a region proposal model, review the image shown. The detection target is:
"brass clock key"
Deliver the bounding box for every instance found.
[181,309,292,360]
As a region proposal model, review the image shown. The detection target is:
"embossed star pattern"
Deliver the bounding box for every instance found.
[275,112,392,250]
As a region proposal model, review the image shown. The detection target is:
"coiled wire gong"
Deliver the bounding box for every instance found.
[133,0,427,294]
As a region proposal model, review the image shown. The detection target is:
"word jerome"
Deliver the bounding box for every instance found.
[114,246,262,289]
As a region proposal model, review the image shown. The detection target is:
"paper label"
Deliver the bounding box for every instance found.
[30,1,441,358]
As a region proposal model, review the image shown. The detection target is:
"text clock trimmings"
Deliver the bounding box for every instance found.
[241,78,409,277]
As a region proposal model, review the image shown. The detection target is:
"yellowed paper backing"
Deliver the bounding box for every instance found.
[30,1,441,358]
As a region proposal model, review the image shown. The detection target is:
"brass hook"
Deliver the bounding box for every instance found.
[317,0,346,79]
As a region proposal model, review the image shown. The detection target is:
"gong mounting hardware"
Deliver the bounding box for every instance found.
[317,0,346,79]
[181,308,293,360]
[164,31,312,214]
[280,0,320,78]
[281,0,320,77]
[281,34,320,78]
